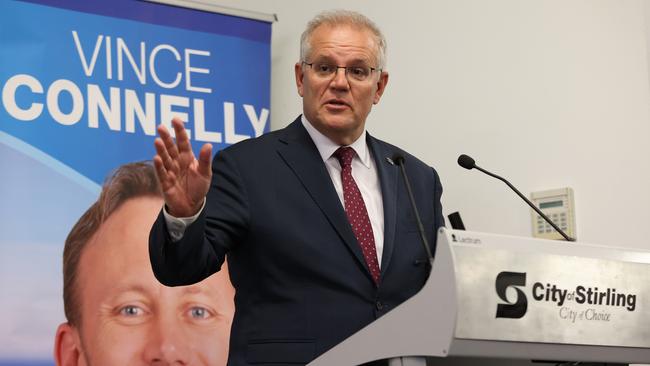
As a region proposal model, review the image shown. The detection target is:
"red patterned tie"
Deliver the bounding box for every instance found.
[334,147,380,285]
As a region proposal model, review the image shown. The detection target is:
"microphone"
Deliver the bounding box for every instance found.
[457,154,575,242]
[457,154,475,170]
[393,154,435,263]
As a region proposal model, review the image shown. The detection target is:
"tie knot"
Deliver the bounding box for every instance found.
[333,147,355,168]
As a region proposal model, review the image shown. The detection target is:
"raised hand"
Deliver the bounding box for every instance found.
[153,117,213,217]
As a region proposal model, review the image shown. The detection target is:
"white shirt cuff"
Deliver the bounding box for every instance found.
[162,198,206,242]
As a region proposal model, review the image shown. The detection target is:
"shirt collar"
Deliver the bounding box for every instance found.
[301,115,371,169]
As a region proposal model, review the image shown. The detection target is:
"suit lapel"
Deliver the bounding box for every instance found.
[276,119,372,279]
[367,134,398,276]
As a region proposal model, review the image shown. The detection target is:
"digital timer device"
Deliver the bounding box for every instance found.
[530,187,576,240]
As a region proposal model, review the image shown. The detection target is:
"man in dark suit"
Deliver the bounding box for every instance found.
[150,10,444,366]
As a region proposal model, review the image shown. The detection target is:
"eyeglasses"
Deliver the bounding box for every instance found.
[302,61,380,82]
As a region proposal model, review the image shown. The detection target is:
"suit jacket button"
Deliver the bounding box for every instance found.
[376,301,384,311]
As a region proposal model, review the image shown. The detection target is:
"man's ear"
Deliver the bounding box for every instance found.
[373,71,389,104]
[54,323,83,366]
[295,62,305,97]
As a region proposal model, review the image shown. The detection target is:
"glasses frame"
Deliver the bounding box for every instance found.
[302,61,381,83]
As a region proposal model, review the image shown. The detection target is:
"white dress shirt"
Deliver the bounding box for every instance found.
[300,116,385,266]
[164,115,386,266]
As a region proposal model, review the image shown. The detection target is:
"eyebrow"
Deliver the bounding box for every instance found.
[180,284,230,299]
[181,286,203,295]
[312,56,373,66]
[108,283,152,296]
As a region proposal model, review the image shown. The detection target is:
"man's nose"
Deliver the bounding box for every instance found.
[143,318,193,365]
[329,67,350,90]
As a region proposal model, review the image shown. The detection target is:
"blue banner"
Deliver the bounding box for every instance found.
[0,0,271,363]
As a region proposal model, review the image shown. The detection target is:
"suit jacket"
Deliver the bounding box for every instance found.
[149,117,444,366]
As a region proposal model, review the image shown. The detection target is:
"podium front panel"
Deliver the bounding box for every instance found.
[448,231,650,348]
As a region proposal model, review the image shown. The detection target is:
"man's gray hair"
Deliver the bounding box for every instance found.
[300,10,387,69]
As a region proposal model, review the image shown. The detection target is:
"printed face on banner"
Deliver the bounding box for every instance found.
[54,197,234,365]
[295,24,388,145]
[1,1,269,363]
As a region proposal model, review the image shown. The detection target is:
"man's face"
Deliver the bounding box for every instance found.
[54,197,234,366]
[295,24,389,145]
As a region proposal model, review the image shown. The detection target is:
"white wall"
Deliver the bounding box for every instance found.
[210,0,650,249]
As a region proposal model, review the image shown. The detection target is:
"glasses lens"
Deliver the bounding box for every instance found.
[313,63,335,77]
[307,62,374,82]
[346,66,371,81]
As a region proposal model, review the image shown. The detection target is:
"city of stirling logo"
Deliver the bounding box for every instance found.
[494,271,638,320]
[495,271,528,319]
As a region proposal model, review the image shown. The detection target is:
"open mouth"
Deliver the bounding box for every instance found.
[326,99,349,107]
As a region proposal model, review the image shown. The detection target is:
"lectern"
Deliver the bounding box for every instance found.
[308,228,650,366]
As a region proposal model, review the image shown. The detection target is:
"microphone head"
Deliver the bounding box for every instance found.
[392,154,405,165]
[457,154,476,170]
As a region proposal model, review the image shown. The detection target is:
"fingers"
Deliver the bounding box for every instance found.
[197,143,213,178]
[153,137,178,185]
[171,117,194,156]
[152,155,167,180]
[154,137,173,169]
[155,117,212,184]
[157,123,180,160]
[153,154,174,192]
